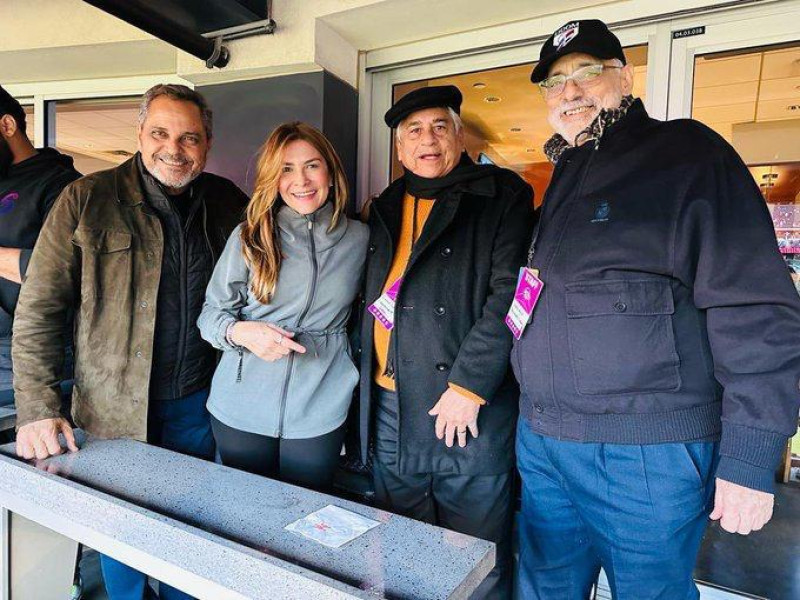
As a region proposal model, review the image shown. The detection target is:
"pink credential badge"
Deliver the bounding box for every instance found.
[368,277,403,331]
[505,268,543,340]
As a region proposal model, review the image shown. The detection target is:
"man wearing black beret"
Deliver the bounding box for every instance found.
[514,18,800,599]
[355,85,535,598]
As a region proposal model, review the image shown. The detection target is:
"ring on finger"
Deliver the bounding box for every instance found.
[274,333,283,345]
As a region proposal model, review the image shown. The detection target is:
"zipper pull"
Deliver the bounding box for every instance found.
[594,138,601,151]
[236,348,244,383]
[308,220,313,230]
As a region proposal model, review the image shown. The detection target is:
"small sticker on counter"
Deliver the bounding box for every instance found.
[285,505,381,548]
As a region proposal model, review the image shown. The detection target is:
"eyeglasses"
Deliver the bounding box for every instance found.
[538,64,622,98]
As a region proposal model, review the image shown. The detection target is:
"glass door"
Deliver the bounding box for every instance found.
[667,4,800,598]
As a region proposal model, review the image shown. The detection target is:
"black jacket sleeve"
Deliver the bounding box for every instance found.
[674,131,800,492]
[19,170,81,280]
[449,180,536,403]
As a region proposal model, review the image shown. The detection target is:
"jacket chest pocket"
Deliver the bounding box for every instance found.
[72,228,133,299]
[565,280,681,396]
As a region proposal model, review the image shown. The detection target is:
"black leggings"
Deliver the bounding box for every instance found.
[210,415,345,492]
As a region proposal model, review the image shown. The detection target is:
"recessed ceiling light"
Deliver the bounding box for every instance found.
[473,82,487,89]
[760,182,775,188]
[510,127,522,132]
[526,148,535,153]
[484,96,502,103]
[788,105,800,111]
[761,173,778,180]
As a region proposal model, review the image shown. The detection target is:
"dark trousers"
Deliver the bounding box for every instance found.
[0,338,74,407]
[211,415,346,492]
[372,388,514,600]
[100,388,215,600]
[516,418,717,600]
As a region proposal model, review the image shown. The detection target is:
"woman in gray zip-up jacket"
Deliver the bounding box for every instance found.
[198,122,368,490]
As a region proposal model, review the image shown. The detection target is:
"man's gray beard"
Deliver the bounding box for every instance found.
[150,163,201,191]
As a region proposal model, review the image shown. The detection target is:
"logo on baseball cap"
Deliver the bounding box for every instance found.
[531,19,626,83]
[554,22,580,50]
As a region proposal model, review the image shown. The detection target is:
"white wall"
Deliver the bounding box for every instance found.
[1,0,746,90]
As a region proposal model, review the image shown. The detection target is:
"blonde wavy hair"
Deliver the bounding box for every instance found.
[241,122,349,303]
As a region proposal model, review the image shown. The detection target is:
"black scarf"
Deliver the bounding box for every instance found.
[403,152,502,199]
[544,94,636,164]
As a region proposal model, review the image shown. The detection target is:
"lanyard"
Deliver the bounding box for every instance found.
[526,220,541,267]
[411,196,420,252]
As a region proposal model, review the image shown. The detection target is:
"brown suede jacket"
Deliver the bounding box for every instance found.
[12,156,246,440]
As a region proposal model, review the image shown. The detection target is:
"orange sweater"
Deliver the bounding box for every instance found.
[373,193,484,405]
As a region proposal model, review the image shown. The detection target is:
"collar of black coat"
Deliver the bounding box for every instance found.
[543,95,640,164]
[371,156,510,249]
[402,152,505,200]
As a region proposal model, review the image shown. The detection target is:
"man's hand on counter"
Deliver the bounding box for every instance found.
[16,418,79,460]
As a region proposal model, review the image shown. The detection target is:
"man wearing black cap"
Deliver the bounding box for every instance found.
[355,85,535,598]
[0,85,80,407]
[514,19,800,599]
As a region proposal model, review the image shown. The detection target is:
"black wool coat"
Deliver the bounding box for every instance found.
[355,168,536,475]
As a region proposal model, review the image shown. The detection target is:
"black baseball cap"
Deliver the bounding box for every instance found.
[0,85,26,131]
[384,85,462,128]
[530,20,626,83]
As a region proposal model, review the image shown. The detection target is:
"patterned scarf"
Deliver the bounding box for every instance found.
[543,95,636,164]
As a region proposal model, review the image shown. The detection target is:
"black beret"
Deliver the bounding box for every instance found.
[530,19,626,83]
[384,85,462,128]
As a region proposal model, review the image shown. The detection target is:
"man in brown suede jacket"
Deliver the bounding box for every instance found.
[12,84,246,600]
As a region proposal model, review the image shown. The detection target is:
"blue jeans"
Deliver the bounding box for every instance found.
[516,418,717,600]
[100,388,215,600]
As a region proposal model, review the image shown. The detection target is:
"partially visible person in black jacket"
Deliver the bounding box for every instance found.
[356,85,535,599]
[0,85,80,406]
[515,19,800,600]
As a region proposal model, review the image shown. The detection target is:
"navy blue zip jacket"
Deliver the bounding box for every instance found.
[513,99,800,493]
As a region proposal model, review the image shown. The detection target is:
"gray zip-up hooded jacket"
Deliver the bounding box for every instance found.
[197,201,369,438]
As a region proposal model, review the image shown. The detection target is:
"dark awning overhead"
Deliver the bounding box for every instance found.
[83,0,275,69]
[130,0,269,35]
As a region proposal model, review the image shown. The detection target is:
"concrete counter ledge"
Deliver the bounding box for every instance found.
[0,433,494,599]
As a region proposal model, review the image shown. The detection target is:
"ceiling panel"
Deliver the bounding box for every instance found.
[694,54,761,88]
[756,99,800,121]
[692,103,755,125]
[692,81,758,108]
[692,43,800,154]
[760,47,800,80]
[54,100,140,172]
[759,77,800,102]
